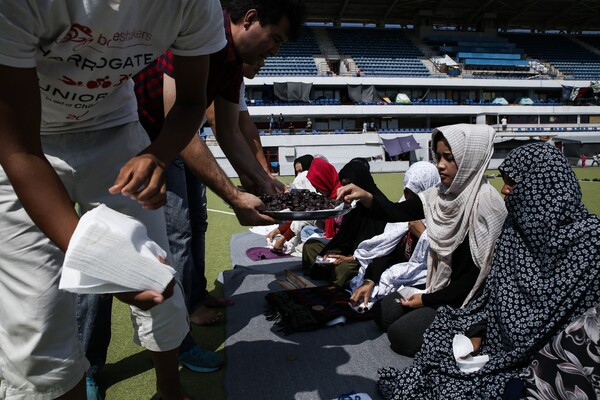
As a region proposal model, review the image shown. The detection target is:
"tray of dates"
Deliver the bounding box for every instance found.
[260,189,353,220]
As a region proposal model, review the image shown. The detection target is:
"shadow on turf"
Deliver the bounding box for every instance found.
[98,350,155,397]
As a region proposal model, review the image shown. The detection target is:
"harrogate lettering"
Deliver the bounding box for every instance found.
[40,46,155,72]
[65,53,155,71]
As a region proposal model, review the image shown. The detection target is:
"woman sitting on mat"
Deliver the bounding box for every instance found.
[376,142,600,400]
[349,161,440,310]
[302,158,387,288]
[338,124,507,357]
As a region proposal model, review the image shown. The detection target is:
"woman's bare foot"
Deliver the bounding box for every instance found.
[190,305,222,325]
[203,294,234,308]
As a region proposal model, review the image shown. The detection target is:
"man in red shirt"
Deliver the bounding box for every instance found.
[78,0,306,392]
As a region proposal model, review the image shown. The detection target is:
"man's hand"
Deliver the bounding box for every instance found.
[239,173,285,195]
[109,154,167,209]
[230,191,276,226]
[408,220,426,238]
[400,293,423,308]
[114,278,175,311]
[336,183,373,207]
[350,280,374,306]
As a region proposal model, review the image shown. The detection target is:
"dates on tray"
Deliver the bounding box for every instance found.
[260,189,342,212]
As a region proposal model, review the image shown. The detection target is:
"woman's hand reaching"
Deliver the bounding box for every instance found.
[336,183,373,208]
[350,280,374,306]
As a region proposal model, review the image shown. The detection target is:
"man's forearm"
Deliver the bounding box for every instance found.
[239,110,269,173]
[144,101,205,166]
[179,134,241,204]
[149,54,209,167]
[212,98,272,187]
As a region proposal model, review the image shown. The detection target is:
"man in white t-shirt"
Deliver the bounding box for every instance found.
[501,116,508,131]
[0,2,270,399]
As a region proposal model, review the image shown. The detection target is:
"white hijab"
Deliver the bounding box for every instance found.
[353,161,440,265]
[350,162,440,295]
[419,124,507,306]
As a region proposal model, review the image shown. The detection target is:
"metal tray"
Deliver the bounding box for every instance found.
[260,202,353,220]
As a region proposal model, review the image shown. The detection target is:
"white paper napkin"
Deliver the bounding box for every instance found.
[452,334,489,373]
[59,204,175,294]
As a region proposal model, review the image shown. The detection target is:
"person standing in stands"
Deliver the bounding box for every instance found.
[306,118,313,130]
[279,112,285,130]
[501,116,508,131]
[269,114,275,133]
[0,1,230,399]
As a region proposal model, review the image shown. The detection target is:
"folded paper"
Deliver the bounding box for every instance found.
[59,204,175,294]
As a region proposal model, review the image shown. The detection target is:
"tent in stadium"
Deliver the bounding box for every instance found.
[395,93,411,104]
[516,97,534,105]
[492,97,509,105]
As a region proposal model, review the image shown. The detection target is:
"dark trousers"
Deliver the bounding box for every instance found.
[372,291,437,357]
[302,239,359,287]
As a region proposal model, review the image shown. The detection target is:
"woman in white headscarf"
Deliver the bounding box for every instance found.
[349,161,440,307]
[338,124,507,356]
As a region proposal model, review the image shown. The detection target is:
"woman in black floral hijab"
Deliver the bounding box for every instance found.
[377,143,600,400]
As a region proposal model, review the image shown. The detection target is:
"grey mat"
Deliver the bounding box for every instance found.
[229,230,300,269]
[223,231,413,400]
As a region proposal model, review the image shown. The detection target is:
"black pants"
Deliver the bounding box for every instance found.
[372,292,437,357]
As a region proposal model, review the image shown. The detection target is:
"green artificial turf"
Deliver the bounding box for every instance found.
[102,167,600,399]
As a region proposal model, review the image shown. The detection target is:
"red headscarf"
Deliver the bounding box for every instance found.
[307,158,342,238]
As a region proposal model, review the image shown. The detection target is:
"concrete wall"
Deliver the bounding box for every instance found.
[207,132,430,177]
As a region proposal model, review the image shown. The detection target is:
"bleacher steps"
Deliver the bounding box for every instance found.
[570,36,600,57]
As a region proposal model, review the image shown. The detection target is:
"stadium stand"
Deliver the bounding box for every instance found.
[258,27,320,76]
[326,27,430,77]
[503,33,600,80]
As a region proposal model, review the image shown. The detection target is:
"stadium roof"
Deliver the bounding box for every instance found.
[223,0,600,33]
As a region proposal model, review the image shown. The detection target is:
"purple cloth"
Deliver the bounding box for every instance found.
[246,247,293,261]
[380,137,403,157]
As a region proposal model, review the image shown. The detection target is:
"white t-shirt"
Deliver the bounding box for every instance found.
[0,1,226,134]
[501,117,507,126]
[239,81,248,112]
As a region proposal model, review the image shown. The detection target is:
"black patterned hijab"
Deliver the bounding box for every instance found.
[377,143,600,399]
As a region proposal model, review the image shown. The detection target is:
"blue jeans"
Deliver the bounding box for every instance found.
[184,165,208,311]
[76,294,112,378]
[163,159,208,352]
